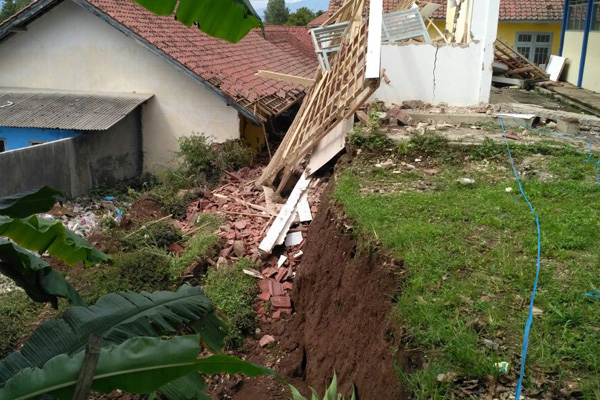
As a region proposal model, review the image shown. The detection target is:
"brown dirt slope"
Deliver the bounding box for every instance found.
[282,192,406,400]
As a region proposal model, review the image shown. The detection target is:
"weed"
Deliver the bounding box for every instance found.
[335,138,600,397]
[0,291,45,358]
[170,213,222,279]
[203,259,258,348]
[118,219,183,253]
[178,134,255,186]
[81,250,173,302]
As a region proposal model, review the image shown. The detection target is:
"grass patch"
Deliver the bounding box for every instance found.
[170,213,222,279]
[80,250,173,302]
[203,259,258,349]
[117,219,183,253]
[335,135,600,397]
[0,291,46,358]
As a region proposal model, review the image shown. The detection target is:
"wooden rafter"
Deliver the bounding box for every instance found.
[258,0,380,192]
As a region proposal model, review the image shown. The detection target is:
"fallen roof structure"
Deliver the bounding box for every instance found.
[258,0,382,193]
[257,0,383,255]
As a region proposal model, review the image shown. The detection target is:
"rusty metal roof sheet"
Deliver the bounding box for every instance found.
[0,87,153,130]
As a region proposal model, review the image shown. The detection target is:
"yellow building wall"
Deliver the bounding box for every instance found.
[563,31,584,86]
[582,32,600,92]
[427,21,561,55]
[496,22,562,54]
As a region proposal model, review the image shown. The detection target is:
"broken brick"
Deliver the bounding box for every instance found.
[272,310,282,319]
[259,335,275,347]
[271,295,291,309]
[268,280,284,296]
[258,292,271,301]
[282,282,293,291]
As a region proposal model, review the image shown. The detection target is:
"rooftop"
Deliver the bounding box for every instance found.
[0,0,319,122]
[310,0,564,25]
[0,87,152,130]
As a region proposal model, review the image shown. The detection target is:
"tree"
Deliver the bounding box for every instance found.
[0,0,17,23]
[0,0,32,23]
[285,7,316,26]
[264,0,289,25]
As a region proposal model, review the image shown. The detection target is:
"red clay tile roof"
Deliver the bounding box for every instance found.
[0,0,318,121]
[319,0,564,22]
[86,0,318,120]
[308,12,330,27]
[429,0,564,20]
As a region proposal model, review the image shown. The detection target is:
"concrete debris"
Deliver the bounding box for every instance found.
[457,178,475,186]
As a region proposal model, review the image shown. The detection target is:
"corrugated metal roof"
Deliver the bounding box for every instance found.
[0,87,153,130]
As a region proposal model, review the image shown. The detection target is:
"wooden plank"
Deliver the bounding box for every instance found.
[365,0,383,79]
[259,172,311,254]
[307,117,353,175]
[492,76,523,86]
[296,192,313,222]
[256,71,315,86]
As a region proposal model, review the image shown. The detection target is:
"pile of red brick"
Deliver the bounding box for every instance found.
[180,165,326,322]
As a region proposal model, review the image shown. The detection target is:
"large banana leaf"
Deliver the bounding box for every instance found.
[0,215,110,265]
[0,285,226,387]
[0,335,275,400]
[0,239,83,308]
[158,373,211,400]
[133,0,262,43]
[0,187,62,218]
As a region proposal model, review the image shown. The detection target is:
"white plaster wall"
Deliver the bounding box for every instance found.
[375,42,485,106]
[0,0,240,170]
[563,31,584,86]
[375,0,499,106]
[582,32,600,92]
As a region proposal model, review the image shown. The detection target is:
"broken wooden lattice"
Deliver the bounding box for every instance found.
[257,0,381,193]
[257,0,382,254]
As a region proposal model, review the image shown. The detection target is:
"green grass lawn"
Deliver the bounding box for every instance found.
[335,134,600,398]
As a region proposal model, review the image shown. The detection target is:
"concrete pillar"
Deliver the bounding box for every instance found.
[471,0,500,103]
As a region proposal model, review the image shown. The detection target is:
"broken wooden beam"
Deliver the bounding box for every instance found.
[256,70,316,86]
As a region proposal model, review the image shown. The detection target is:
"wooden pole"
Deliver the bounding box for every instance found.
[73,334,103,400]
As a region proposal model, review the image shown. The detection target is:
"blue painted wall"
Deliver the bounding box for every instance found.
[0,127,82,151]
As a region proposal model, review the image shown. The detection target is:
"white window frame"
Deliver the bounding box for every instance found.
[515,31,554,66]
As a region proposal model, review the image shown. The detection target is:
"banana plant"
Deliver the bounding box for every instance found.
[0,187,110,307]
[0,285,247,400]
[0,335,275,400]
[290,373,357,400]
[133,0,263,43]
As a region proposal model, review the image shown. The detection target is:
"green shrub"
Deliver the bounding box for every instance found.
[221,139,256,170]
[147,169,201,219]
[348,103,391,150]
[118,220,183,253]
[178,134,225,185]
[348,123,391,150]
[203,259,258,348]
[0,291,44,359]
[82,250,172,302]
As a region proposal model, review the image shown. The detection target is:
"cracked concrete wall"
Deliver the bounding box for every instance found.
[374,42,486,106]
[373,0,500,106]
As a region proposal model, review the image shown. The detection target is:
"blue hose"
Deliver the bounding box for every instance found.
[499,116,542,400]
